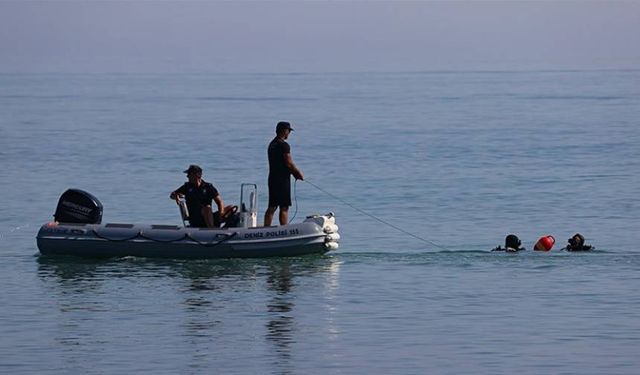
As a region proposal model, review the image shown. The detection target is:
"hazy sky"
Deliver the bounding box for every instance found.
[1,1,639,73]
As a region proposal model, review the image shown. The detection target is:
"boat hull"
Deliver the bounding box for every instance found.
[36,214,339,259]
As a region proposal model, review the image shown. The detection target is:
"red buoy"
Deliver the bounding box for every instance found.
[534,235,555,251]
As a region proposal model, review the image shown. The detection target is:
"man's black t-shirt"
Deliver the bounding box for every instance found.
[267,136,292,207]
[268,137,291,179]
[174,181,219,227]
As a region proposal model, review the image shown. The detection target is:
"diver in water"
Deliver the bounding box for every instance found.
[565,233,594,251]
[492,234,526,252]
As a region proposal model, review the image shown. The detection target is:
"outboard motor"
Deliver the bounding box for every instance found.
[53,189,103,224]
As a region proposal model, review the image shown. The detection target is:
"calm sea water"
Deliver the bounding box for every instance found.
[1,71,639,374]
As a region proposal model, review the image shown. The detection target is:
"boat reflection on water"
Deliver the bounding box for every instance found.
[37,254,341,292]
[36,254,342,371]
[265,261,296,363]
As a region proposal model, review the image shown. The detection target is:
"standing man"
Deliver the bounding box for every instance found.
[170,164,225,228]
[264,121,304,226]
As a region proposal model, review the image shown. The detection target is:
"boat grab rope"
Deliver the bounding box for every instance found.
[304,179,449,251]
[185,231,238,247]
[91,229,143,242]
[90,229,238,248]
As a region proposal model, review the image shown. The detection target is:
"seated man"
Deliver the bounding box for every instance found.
[565,233,594,251]
[492,234,525,252]
[170,165,224,228]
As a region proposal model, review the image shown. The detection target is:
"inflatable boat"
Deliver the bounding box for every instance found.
[36,185,340,259]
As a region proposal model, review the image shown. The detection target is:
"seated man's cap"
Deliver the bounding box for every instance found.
[183,164,203,174]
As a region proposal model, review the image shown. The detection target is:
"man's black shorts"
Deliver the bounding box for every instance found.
[268,176,291,207]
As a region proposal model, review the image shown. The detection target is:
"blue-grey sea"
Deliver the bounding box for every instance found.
[1,70,639,374]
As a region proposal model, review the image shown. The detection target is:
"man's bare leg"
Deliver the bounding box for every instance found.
[264,206,277,226]
[202,206,214,228]
[279,206,289,225]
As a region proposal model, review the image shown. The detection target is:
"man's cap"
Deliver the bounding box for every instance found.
[276,121,294,132]
[183,164,202,174]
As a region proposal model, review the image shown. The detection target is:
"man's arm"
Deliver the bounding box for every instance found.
[213,195,225,216]
[284,153,304,180]
[170,184,186,202]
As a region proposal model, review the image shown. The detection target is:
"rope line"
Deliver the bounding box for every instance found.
[289,179,299,224]
[0,224,32,240]
[304,179,448,250]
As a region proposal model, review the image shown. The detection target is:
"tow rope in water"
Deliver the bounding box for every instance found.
[304,179,448,250]
[0,224,32,240]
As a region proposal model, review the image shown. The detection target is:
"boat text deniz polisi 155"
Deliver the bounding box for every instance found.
[36,184,340,259]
